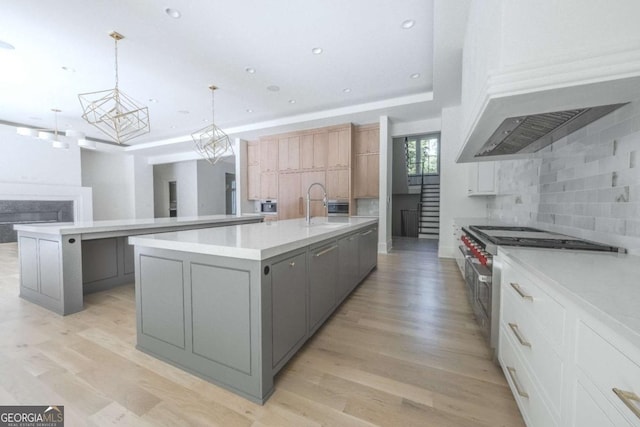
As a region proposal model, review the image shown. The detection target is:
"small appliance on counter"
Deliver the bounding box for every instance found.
[327,200,349,217]
[260,200,277,215]
[459,225,625,358]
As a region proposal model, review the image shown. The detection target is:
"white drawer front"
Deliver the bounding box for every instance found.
[501,261,566,349]
[499,324,559,427]
[576,321,640,426]
[502,289,564,416]
[572,371,635,427]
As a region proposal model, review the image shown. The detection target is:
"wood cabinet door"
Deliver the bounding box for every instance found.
[247,141,260,166]
[278,136,300,171]
[301,171,326,218]
[326,169,349,199]
[312,132,327,169]
[278,173,302,219]
[300,134,314,169]
[247,164,261,200]
[327,128,350,168]
[354,154,379,198]
[260,172,278,199]
[260,138,278,172]
[354,128,379,155]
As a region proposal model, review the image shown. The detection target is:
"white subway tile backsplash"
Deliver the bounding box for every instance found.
[488,101,640,252]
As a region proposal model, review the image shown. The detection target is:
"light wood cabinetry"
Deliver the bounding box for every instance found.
[260,172,278,199]
[278,173,302,220]
[326,168,349,199]
[260,138,278,172]
[312,132,327,169]
[328,128,350,168]
[278,136,300,171]
[300,134,315,170]
[247,141,261,200]
[353,124,379,199]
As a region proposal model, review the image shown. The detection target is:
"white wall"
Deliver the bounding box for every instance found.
[438,105,489,257]
[81,150,136,220]
[153,161,199,218]
[197,159,235,215]
[378,116,392,253]
[132,155,154,219]
[0,125,82,186]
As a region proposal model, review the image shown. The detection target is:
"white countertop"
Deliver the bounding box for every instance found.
[129,217,378,261]
[13,214,262,235]
[498,246,640,349]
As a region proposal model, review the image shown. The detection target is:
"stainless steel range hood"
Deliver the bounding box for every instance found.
[475,103,628,157]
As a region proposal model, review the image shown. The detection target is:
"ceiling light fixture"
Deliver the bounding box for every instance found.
[148,98,158,103]
[61,66,75,73]
[343,88,352,93]
[78,31,150,144]
[0,40,15,50]
[410,73,421,79]
[191,85,233,165]
[165,8,181,19]
[16,109,91,149]
[246,109,253,113]
[245,67,256,74]
[288,99,296,104]
[402,19,415,29]
[311,47,323,55]
[267,85,280,92]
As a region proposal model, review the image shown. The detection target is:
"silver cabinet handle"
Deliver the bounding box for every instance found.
[508,323,532,348]
[510,282,533,301]
[289,261,295,267]
[361,229,373,236]
[506,367,529,398]
[314,245,337,257]
[613,388,640,420]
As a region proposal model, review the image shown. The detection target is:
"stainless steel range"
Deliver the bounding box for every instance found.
[459,225,624,356]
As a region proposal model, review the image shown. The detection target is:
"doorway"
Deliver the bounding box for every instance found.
[169,181,177,217]
[225,173,236,215]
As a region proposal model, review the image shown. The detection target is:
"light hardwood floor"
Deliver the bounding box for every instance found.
[0,239,525,426]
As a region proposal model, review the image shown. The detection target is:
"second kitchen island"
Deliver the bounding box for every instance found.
[128,217,378,404]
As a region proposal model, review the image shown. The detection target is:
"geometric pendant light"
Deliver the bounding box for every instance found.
[191,85,233,165]
[78,31,150,144]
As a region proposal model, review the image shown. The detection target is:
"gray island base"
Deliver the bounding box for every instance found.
[14,215,263,315]
[129,217,378,404]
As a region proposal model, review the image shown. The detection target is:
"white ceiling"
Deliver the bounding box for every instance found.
[0,0,469,159]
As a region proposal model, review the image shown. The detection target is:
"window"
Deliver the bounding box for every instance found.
[404,133,440,176]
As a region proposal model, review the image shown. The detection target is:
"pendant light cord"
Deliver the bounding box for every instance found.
[114,37,119,90]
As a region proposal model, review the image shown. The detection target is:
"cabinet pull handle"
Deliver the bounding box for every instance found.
[510,282,533,301]
[508,323,532,348]
[613,388,640,420]
[361,229,373,236]
[314,245,337,257]
[289,261,296,267]
[506,367,529,398]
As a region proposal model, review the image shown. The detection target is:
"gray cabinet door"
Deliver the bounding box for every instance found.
[309,242,338,332]
[358,226,377,278]
[271,251,307,368]
[337,233,359,301]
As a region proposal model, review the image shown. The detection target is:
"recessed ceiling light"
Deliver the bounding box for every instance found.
[148,98,158,103]
[343,88,352,93]
[245,67,256,74]
[0,40,15,50]
[202,118,209,122]
[311,47,323,55]
[61,66,75,73]
[402,19,415,29]
[288,99,296,104]
[177,110,190,114]
[170,125,177,129]
[246,109,253,113]
[165,8,181,19]
[267,85,280,92]
[410,73,421,79]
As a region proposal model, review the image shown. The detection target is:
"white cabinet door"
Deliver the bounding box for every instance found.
[468,161,496,196]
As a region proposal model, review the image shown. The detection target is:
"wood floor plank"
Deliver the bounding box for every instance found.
[0,239,524,426]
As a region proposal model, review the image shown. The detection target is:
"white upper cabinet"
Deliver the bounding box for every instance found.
[457,0,640,163]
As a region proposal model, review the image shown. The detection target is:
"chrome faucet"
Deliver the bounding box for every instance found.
[306,182,327,224]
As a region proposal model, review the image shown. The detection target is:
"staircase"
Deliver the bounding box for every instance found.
[418,183,440,239]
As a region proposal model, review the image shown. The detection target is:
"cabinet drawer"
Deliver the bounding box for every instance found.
[502,290,564,416]
[499,324,559,427]
[501,261,566,349]
[576,321,640,425]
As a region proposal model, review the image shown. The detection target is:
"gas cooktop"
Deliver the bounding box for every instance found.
[467,225,624,253]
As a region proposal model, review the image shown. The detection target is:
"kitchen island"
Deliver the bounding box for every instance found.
[128,217,378,404]
[14,215,263,315]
